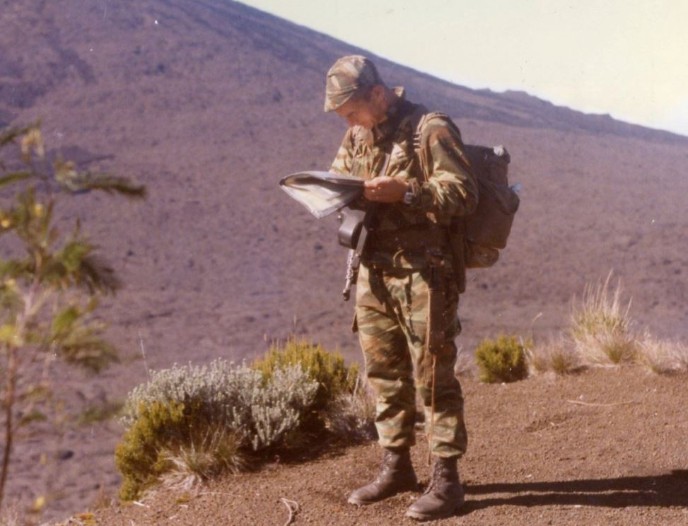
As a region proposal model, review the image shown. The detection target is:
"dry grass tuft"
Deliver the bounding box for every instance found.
[454,347,475,378]
[159,425,246,494]
[571,273,638,366]
[527,337,582,376]
[325,377,376,443]
[636,333,688,375]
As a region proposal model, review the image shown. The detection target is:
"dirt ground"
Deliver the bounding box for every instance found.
[76,366,688,526]
[2,2,688,525]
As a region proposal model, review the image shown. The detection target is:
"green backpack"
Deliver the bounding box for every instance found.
[413,112,520,268]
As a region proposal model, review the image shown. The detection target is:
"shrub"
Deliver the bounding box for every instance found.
[116,360,318,500]
[475,335,529,383]
[253,338,359,411]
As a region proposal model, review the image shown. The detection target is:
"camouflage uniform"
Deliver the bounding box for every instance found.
[330,89,478,458]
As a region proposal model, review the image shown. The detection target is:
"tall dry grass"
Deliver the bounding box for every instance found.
[523,273,687,377]
[570,273,638,366]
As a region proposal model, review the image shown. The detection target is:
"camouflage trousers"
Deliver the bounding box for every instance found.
[354,262,468,458]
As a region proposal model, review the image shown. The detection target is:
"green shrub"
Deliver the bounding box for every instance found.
[116,360,318,500]
[253,338,359,411]
[115,399,244,500]
[475,335,529,383]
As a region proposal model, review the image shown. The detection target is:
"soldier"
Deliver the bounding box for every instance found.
[324,55,479,521]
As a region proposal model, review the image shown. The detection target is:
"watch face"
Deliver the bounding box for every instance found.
[403,191,414,204]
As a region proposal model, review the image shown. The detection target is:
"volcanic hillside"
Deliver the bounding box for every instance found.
[1,0,687,521]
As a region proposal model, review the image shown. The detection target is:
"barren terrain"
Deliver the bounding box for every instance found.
[90,366,688,526]
[0,0,686,523]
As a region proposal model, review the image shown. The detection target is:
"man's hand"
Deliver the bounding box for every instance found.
[363,176,409,203]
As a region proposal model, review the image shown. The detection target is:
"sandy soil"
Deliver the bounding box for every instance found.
[77,366,688,526]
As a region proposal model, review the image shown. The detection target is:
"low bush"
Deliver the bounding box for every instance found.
[115,360,317,500]
[475,335,529,383]
[253,338,359,411]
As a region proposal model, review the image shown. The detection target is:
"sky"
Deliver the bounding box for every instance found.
[237,0,688,137]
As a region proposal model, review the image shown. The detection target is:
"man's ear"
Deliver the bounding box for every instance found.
[370,85,389,114]
[370,85,385,103]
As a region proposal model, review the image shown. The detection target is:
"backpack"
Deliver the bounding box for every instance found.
[413,112,520,268]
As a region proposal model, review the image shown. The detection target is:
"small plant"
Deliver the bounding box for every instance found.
[475,335,529,383]
[527,337,581,376]
[324,378,376,443]
[454,347,475,378]
[116,360,318,500]
[115,400,244,500]
[253,338,359,411]
[571,273,638,365]
[636,332,688,375]
[0,124,145,511]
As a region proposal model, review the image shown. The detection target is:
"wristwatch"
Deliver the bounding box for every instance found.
[403,181,418,205]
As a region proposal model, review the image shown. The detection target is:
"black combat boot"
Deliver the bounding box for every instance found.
[405,456,464,521]
[347,447,418,505]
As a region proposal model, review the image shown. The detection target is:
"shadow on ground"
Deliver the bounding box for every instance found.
[463,470,688,512]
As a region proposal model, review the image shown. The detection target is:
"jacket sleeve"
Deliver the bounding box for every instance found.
[410,116,478,218]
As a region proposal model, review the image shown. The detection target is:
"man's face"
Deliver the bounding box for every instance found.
[334,87,386,130]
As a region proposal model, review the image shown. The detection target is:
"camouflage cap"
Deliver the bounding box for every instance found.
[324,55,383,112]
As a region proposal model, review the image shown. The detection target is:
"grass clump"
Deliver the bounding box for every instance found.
[475,335,529,383]
[571,273,638,365]
[527,337,582,376]
[253,338,359,411]
[115,359,317,500]
[636,333,688,375]
[323,379,376,443]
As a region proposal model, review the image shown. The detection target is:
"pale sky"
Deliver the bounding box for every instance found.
[237,0,688,137]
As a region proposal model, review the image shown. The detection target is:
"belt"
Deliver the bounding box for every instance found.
[368,225,449,254]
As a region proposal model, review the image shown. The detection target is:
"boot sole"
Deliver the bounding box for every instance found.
[347,482,419,506]
[405,504,463,521]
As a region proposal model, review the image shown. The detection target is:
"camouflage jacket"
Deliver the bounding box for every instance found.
[330,88,478,275]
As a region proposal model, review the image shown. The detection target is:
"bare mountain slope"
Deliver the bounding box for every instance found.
[1,0,687,521]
